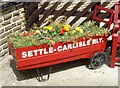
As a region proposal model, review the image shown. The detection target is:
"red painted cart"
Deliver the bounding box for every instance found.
[9,5,113,81]
[110,2,120,68]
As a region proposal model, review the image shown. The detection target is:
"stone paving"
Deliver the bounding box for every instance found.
[0,51,119,86]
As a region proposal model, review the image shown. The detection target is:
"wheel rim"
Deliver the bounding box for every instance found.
[90,52,105,69]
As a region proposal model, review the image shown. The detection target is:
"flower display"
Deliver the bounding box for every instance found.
[8,21,109,48]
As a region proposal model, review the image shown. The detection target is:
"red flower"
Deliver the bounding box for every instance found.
[60,28,66,32]
[21,33,30,36]
[26,33,30,36]
[30,31,36,35]
[60,31,64,35]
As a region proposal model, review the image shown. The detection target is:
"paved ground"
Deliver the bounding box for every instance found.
[0,49,119,86]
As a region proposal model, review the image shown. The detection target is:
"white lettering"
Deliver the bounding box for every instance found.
[38,49,43,55]
[79,42,82,47]
[96,39,99,43]
[33,50,39,56]
[87,40,90,45]
[44,48,48,54]
[68,44,72,49]
[73,43,76,49]
[63,45,68,51]
[22,52,27,58]
[92,39,96,44]
[49,47,54,53]
[99,38,103,43]
[76,42,79,48]
[28,51,33,57]
[21,38,105,58]
[58,46,62,51]
[83,41,86,46]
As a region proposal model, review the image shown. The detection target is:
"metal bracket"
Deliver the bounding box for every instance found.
[36,66,52,82]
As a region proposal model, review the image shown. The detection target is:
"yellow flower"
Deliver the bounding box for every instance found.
[44,26,53,31]
[75,27,84,33]
[64,27,69,31]
[79,29,84,33]
[53,29,56,31]
[53,32,56,35]
[56,23,61,26]
[44,26,48,29]
[75,27,81,31]
[71,30,76,34]
[64,24,70,28]
[48,26,53,30]
[36,30,42,35]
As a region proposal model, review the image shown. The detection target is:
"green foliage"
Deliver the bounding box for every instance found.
[8,21,109,48]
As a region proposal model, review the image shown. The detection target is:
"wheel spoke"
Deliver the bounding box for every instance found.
[90,52,105,69]
[92,62,97,66]
[96,54,101,58]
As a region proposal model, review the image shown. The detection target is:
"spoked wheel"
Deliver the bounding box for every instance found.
[90,52,105,69]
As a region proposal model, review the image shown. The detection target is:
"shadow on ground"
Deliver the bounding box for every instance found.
[10,58,90,81]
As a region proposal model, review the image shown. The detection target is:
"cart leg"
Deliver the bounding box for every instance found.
[110,34,118,68]
[36,66,52,82]
[36,68,43,82]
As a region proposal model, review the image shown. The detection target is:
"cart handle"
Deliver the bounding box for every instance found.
[114,2,120,30]
[92,5,114,30]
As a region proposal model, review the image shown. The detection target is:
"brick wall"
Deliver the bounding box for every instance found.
[0,3,25,60]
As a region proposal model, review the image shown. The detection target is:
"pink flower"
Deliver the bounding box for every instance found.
[89,38,92,41]
[62,37,65,39]
[38,44,40,46]
[88,34,91,36]
[96,34,99,36]
[45,37,50,40]
[86,31,91,33]
[72,37,75,40]
[9,33,13,35]
[15,43,18,44]
[66,40,70,43]
[50,41,55,46]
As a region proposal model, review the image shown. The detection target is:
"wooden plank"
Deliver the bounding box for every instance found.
[24,2,32,19]
[24,2,31,8]
[27,2,50,28]
[37,2,61,26]
[52,2,72,21]
[81,12,92,24]
[64,2,84,17]
[39,10,89,16]
[69,2,97,25]
[91,2,101,11]
[26,2,39,17]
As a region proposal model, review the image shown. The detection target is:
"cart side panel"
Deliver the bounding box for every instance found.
[15,36,107,69]
[8,43,17,62]
[17,49,103,70]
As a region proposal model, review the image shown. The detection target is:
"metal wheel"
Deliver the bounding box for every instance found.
[90,52,105,69]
